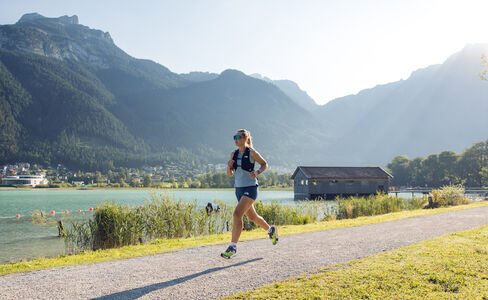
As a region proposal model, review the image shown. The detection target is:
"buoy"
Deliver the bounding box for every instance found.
[65,210,69,214]
[89,207,93,212]
[78,209,81,213]
[126,205,129,210]
[16,214,20,219]
[139,205,143,208]
[50,210,55,215]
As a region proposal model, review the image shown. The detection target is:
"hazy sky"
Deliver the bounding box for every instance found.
[1,1,487,104]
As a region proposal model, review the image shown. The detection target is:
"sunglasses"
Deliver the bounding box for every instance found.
[233,135,244,140]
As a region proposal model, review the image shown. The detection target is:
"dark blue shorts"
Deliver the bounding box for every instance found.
[235,185,258,201]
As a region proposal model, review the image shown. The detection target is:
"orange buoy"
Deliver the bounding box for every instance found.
[65,210,69,214]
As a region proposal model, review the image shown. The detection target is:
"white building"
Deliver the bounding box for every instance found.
[1,174,49,187]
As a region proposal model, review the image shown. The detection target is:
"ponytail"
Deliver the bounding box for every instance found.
[247,135,253,149]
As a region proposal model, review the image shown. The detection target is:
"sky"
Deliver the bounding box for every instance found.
[1,0,488,104]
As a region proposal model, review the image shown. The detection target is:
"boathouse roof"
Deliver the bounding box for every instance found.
[291,166,393,180]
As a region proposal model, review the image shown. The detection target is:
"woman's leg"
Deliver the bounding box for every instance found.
[231,196,255,243]
[245,204,270,231]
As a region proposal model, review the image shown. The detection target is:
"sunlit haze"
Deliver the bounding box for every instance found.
[1,0,487,104]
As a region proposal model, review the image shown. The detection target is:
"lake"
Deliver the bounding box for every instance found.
[0,189,295,264]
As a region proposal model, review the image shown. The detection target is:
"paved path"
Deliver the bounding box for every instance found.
[1,206,488,299]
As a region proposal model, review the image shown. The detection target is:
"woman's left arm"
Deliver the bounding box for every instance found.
[249,150,268,179]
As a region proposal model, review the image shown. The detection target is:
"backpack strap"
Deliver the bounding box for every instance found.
[232,149,239,170]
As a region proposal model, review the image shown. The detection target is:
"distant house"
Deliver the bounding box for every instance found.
[291,166,393,200]
[1,174,49,187]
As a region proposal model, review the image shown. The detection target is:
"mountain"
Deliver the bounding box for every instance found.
[0,14,330,170]
[111,68,331,165]
[317,44,488,165]
[250,73,319,112]
[2,13,487,171]
[1,13,185,90]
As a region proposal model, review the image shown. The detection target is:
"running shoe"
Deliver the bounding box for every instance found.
[221,245,237,259]
[268,225,278,245]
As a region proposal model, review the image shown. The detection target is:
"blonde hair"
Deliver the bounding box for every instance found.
[237,129,253,149]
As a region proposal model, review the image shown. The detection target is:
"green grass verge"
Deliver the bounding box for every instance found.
[1,201,488,277]
[225,224,488,299]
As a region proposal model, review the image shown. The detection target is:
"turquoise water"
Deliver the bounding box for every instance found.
[0,189,294,264]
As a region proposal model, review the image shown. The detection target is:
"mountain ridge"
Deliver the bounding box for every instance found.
[0,14,330,170]
[0,13,486,171]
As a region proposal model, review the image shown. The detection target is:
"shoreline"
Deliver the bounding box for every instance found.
[0,186,293,191]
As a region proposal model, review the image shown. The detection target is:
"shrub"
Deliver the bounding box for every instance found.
[428,185,470,208]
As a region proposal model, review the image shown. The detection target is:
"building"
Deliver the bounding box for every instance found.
[1,174,49,187]
[291,166,393,200]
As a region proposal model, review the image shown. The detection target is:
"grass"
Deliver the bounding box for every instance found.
[1,201,487,277]
[225,225,488,299]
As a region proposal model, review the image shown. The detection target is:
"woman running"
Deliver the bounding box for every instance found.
[221,129,278,259]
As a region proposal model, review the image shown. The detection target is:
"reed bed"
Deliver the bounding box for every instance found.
[243,200,320,230]
[330,193,428,220]
[59,193,320,253]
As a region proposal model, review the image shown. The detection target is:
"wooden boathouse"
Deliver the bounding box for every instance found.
[291,166,393,200]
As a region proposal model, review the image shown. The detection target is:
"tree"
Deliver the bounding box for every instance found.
[408,157,424,187]
[387,155,410,186]
[458,142,486,186]
[142,174,152,187]
[95,171,104,183]
[421,154,440,187]
[129,178,139,187]
[177,176,186,188]
[437,151,458,185]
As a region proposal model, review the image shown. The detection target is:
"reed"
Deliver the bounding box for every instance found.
[243,200,320,230]
[331,193,428,220]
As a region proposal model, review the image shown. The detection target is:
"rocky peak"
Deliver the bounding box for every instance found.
[17,13,79,25]
[57,15,79,25]
[17,13,45,23]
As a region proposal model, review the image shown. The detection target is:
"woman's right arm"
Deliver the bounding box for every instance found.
[227,151,235,177]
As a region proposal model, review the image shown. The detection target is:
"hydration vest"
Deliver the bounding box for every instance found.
[232,147,255,172]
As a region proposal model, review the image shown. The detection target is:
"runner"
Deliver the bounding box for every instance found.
[221,129,278,259]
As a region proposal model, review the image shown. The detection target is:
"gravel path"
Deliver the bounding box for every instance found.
[1,206,488,299]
